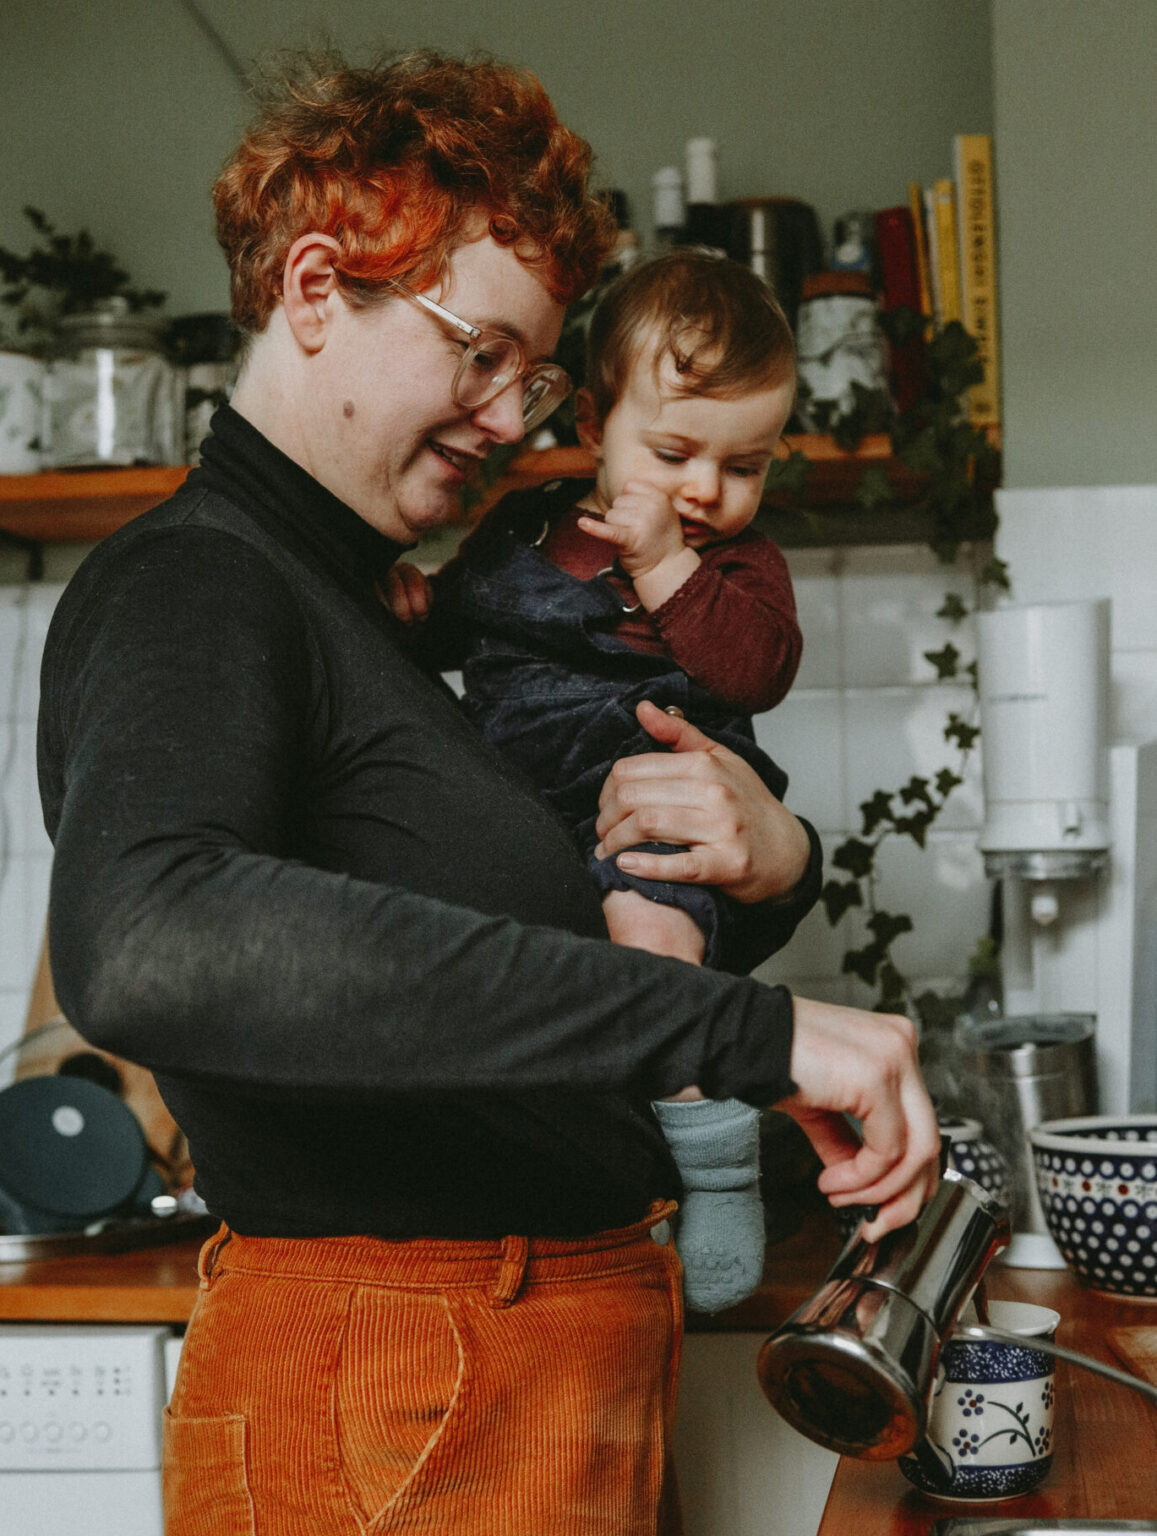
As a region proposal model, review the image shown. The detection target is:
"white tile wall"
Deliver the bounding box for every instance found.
[7,496,1154,1064]
[754,543,992,1009]
[0,544,86,1076]
[996,486,1157,745]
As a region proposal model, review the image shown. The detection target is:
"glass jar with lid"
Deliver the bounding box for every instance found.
[42,297,181,468]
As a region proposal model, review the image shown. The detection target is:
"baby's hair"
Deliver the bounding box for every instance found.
[585,251,795,420]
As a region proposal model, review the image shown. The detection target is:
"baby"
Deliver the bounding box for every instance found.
[391,251,803,1310]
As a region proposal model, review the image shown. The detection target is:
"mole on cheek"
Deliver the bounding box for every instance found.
[342,400,355,419]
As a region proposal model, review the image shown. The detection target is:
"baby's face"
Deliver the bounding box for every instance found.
[584,354,794,548]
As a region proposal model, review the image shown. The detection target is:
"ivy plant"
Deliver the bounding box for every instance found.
[775,317,1008,1017]
[0,206,165,353]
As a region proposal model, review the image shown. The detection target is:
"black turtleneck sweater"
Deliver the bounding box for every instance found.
[37,407,820,1239]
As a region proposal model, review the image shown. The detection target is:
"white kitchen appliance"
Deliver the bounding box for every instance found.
[974,598,1157,1260]
[0,1324,174,1536]
[978,598,1157,1115]
[977,595,1157,1259]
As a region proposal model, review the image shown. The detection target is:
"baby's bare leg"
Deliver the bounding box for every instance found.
[602,888,765,1314]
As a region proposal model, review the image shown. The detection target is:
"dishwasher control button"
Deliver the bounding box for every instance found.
[68,1422,87,1442]
[43,1422,63,1443]
[0,1422,14,1443]
[92,1421,112,1443]
[19,1421,38,1442]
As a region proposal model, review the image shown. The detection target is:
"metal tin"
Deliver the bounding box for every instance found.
[956,1014,1097,1241]
[758,1172,1010,1460]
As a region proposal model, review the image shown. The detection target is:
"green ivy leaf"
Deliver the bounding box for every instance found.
[935,767,964,798]
[877,961,908,1010]
[899,776,934,809]
[896,426,942,475]
[914,988,963,1032]
[979,556,1011,592]
[832,838,876,879]
[936,592,969,625]
[843,945,883,986]
[854,464,895,514]
[860,790,894,836]
[867,911,914,948]
[764,448,813,500]
[821,879,863,925]
[945,713,981,750]
[893,810,934,847]
[924,642,961,680]
[877,305,926,348]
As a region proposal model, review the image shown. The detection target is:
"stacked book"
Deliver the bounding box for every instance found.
[870,134,1000,428]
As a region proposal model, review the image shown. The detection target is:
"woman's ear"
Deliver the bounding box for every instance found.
[282,233,344,354]
[574,388,604,457]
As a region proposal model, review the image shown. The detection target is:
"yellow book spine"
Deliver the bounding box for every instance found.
[907,181,933,319]
[931,178,961,326]
[954,133,1001,426]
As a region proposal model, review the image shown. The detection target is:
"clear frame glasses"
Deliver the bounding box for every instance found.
[389,281,571,434]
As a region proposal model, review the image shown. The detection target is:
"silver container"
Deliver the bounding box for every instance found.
[758,1171,1010,1460]
[956,1014,1097,1247]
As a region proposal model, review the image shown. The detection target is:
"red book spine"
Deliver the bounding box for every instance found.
[873,205,926,412]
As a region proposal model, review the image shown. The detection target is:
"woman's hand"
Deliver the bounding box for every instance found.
[779,996,941,1240]
[593,699,811,903]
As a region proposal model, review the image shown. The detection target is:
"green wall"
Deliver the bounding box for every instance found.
[3,0,991,320]
[992,0,1157,488]
[8,3,1154,491]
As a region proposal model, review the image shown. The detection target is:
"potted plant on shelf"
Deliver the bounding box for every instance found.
[0,206,166,349]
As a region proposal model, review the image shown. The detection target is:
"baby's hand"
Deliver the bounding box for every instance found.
[577,481,687,579]
[381,561,433,624]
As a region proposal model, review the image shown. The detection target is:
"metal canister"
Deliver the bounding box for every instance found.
[955,1013,1097,1248]
[758,1172,1010,1460]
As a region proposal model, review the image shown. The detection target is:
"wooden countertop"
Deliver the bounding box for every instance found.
[816,1262,1157,1531]
[0,1213,832,1331]
[3,1209,1154,1527]
[0,1233,205,1323]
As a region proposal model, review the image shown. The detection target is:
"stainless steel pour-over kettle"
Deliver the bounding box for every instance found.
[757,1170,1010,1461]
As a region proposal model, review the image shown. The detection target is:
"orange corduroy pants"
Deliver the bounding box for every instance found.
[163,1202,684,1535]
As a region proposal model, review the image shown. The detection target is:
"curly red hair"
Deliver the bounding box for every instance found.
[213,50,616,333]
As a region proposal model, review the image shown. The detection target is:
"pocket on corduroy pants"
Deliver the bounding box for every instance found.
[163,1409,256,1536]
[334,1286,466,1525]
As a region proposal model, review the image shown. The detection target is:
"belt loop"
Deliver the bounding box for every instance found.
[491,1234,530,1308]
[197,1223,233,1289]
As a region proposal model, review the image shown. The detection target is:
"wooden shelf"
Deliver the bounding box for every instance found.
[474,433,999,547]
[0,430,1000,549]
[0,466,189,542]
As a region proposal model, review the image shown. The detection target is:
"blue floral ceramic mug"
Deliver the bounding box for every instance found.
[898,1300,1060,1501]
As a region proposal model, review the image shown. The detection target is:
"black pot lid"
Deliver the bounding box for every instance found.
[0,1076,149,1218]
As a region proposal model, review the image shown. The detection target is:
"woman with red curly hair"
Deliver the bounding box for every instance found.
[38,49,937,1536]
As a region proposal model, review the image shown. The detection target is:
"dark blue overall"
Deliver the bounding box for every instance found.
[434,480,790,966]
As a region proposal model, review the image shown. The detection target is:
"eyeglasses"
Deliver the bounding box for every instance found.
[389,281,571,434]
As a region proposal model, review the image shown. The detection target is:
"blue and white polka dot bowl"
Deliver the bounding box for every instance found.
[938,1116,1010,1207]
[1030,1114,1157,1301]
[835,1118,1009,1243]
[898,1300,1059,1502]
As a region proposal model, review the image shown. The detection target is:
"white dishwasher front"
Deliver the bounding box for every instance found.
[0,1324,172,1536]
